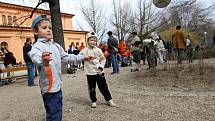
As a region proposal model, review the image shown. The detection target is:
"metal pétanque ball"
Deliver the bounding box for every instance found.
[153,0,171,8]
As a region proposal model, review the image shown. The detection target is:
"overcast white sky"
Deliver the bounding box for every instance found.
[0,0,214,31]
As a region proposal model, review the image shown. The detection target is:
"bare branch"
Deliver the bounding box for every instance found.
[80,0,107,39]
[12,0,45,27]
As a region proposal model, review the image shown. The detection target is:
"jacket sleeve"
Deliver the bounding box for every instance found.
[28,44,44,66]
[56,43,84,63]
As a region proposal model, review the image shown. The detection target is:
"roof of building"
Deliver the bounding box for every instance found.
[0,2,75,17]
[0,25,88,34]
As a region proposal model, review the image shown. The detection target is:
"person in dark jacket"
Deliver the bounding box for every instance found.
[23,38,36,86]
[72,46,81,68]
[213,33,215,47]
[107,31,119,74]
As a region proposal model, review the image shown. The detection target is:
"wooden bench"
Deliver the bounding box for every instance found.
[0,66,27,82]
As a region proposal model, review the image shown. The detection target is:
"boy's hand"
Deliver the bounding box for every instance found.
[84,55,96,61]
[97,69,103,75]
[42,51,52,65]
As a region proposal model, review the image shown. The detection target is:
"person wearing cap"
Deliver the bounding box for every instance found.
[155,35,166,64]
[79,32,116,108]
[107,31,119,74]
[28,15,93,120]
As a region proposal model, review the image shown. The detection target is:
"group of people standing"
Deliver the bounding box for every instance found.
[6,13,196,121]
[67,42,85,70]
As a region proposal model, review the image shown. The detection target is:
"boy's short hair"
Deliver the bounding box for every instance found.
[32,15,49,29]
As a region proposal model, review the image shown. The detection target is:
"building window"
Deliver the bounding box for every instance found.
[13,16,18,26]
[2,15,6,26]
[8,16,12,26]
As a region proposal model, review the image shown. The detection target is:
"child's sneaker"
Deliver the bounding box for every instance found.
[91,102,96,108]
[107,100,116,107]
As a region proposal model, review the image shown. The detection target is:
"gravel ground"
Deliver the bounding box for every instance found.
[0,59,215,121]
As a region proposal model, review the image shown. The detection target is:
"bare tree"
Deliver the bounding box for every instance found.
[128,0,166,41]
[110,0,131,41]
[80,0,108,41]
[167,0,215,44]
[3,0,65,48]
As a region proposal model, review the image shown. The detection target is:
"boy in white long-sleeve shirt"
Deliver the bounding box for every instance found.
[80,32,116,108]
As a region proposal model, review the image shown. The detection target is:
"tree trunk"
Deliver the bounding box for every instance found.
[45,0,65,49]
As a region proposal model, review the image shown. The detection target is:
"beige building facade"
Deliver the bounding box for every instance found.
[0,2,87,63]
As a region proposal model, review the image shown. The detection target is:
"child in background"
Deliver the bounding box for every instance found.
[28,15,93,120]
[80,32,116,108]
[121,48,130,67]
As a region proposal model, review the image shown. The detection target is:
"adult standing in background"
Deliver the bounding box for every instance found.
[79,42,86,68]
[172,25,186,64]
[73,46,81,69]
[107,31,119,74]
[0,48,5,86]
[213,33,215,47]
[186,35,193,63]
[1,42,16,84]
[155,35,166,64]
[68,45,73,54]
[23,38,36,86]
[130,32,142,72]
[79,42,86,51]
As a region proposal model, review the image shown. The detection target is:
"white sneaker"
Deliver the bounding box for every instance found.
[107,100,116,107]
[91,102,96,108]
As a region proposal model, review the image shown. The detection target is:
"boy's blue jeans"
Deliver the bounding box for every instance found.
[42,90,63,121]
[26,62,35,85]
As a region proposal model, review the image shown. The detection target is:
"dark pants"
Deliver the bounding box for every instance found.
[105,55,111,68]
[42,90,63,121]
[174,48,185,64]
[141,51,146,63]
[87,74,112,102]
[110,52,119,73]
[26,62,35,85]
[187,47,193,63]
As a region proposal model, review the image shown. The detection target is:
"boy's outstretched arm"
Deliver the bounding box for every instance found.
[56,43,95,63]
[28,46,44,66]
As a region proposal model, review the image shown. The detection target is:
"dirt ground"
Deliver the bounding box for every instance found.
[0,59,214,121]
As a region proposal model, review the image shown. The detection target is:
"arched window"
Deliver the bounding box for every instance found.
[2,15,6,26]
[8,16,12,26]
